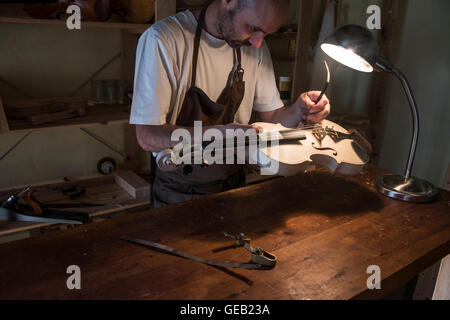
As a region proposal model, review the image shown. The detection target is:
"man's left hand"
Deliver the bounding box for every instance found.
[296,91,331,124]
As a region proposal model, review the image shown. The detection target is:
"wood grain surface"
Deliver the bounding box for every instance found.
[0,165,449,300]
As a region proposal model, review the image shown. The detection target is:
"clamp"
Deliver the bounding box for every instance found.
[224,232,277,267]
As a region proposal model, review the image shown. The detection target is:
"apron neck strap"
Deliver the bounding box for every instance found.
[191,7,242,87]
[191,6,207,87]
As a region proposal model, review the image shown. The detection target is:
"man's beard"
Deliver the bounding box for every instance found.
[216,9,251,48]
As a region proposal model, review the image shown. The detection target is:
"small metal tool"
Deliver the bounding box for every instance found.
[0,186,31,208]
[0,208,84,224]
[314,60,331,105]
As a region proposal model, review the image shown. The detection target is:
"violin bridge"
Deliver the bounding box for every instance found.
[312,125,327,144]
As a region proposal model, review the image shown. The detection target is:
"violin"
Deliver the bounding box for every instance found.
[156,119,372,177]
[251,120,372,176]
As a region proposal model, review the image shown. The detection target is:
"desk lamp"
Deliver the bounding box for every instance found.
[320,24,438,203]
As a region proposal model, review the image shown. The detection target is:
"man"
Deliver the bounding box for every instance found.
[130,0,331,208]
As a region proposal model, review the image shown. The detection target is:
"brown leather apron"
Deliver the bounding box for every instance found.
[151,7,246,208]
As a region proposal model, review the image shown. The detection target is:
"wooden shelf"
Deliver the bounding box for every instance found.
[0,97,131,134]
[0,16,151,33]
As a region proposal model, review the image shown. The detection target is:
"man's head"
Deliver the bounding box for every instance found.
[215,0,290,48]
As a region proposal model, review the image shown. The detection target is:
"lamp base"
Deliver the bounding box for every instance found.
[376,174,438,203]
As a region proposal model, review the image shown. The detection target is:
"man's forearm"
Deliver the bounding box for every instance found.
[259,103,303,128]
[135,123,252,153]
[136,124,181,153]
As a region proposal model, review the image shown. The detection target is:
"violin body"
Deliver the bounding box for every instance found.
[250,120,371,177]
[156,120,371,177]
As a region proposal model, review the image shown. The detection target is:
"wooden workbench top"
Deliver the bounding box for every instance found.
[0,165,449,300]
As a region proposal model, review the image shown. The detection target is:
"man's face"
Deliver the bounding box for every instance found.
[216,0,288,49]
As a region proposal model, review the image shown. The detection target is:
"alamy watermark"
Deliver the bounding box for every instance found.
[66,5,81,30]
[366,265,381,290]
[367,5,381,30]
[66,265,81,290]
[170,121,279,175]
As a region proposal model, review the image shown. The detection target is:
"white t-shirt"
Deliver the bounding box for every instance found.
[129,10,284,126]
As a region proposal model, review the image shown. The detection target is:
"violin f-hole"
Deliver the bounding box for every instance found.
[312,143,338,156]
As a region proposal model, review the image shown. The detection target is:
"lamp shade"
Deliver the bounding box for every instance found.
[321,25,380,72]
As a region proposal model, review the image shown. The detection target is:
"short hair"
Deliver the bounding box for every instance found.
[234,0,290,11]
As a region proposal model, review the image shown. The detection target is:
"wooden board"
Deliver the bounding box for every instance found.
[0,97,9,133]
[0,165,448,299]
[1,102,130,134]
[0,16,150,31]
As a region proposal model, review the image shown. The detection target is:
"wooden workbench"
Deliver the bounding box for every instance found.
[0,165,449,300]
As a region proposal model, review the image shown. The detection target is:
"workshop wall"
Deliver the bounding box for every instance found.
[327,0,382,116]
[376,0,450,188]
[0,24,125,189]
[327,0,449,188]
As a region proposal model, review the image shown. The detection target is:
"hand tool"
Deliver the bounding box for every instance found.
[0,186,31,208]
[0,207,85,224]
[314,60,331,105]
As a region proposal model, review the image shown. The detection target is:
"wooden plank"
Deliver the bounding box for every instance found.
[114,171,150,201]
[4,104,130,134]
[29,107,86,126]
[121,30,142,172]
[433,254,450,300]
[367,0,408,162]
[0,16,150,31]
[335,0,344,26]
[0,165,448,299]
[123,124,142,171]
[0,96,10,133]
[292,0,318,101]
[155,0,176,22]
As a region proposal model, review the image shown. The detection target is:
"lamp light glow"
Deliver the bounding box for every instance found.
[320,44,373,72]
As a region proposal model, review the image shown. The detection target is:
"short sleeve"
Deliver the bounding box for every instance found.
[129,29,178,125]
[252,41,284,113]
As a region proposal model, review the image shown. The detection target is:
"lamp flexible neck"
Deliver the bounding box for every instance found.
[390,67,420,179]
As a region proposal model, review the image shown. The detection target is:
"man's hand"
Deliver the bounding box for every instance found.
[222,123,263,134]
[295,91,331,124]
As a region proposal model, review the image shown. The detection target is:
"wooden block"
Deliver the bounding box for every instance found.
[114,170,150,202]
